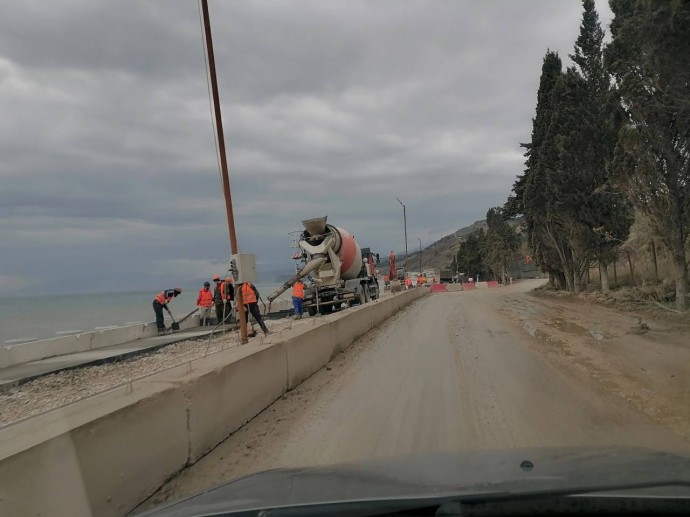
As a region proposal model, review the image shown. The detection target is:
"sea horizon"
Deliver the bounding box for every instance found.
[1,282,286,344]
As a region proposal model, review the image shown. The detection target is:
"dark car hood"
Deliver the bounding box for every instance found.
[139,447,690,516]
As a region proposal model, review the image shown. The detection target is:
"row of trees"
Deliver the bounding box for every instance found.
[504,0,689,310]
[450,208,520,283]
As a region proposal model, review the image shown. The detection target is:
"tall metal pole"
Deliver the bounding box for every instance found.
[396,197,408,271]
[417,237,422,272]
[200,0,248,344]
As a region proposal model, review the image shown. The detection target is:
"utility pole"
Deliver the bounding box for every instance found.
[200,0,248,344]
[417,237,422,272]
[396,197,408,271]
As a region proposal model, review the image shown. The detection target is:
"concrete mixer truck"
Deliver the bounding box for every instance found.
[267,216,380,316]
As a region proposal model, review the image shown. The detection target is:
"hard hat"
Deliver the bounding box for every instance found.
[212,275,221,281]
[225,276,233,283]
[174,287,182,293]
[203,281,210,287]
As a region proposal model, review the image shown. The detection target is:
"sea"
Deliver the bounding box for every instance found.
[0,283,284,344]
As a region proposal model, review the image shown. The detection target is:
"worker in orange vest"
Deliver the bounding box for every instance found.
[405,277,412,290]
[292,280,305,320]
[196,281,214,326]
[240,282,270,336]
[221,276,235,323]
[417,275,424,286]
[153,288,181,335]
[212,275,235,325]
[212,275,223,323]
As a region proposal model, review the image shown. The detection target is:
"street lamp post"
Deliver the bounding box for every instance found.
[417,237,422,273]
[396,197,408,271]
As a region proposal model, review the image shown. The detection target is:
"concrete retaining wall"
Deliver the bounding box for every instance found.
[0,315,201,370]
[186,342,289,462]
[0,384,190,517]
[0,287,427,517]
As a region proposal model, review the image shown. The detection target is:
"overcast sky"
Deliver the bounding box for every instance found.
[0,0,613,295]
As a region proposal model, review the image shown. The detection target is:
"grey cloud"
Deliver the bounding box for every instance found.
[0,1,201,77]
[0,0,613,295]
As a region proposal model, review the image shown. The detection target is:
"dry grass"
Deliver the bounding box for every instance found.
[536,248,688,320]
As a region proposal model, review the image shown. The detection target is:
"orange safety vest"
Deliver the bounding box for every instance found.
[405,278,412,287]
[220,280,233,301]
[417,276,424,285]
[154,290,173,305]
[197,288,214,307]
[241,283,257,304]
[292,282,305,299]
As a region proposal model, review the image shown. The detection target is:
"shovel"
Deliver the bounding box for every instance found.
[167,308,198,332]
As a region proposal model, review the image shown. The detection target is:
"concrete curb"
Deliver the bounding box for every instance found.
[0,329,215,393]
[0,315,202,370]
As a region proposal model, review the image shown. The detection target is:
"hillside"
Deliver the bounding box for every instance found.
[381,218,524,272]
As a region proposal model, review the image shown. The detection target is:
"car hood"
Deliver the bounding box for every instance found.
[139,447,690,516]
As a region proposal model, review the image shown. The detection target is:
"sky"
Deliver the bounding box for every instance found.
[0,0,613,296]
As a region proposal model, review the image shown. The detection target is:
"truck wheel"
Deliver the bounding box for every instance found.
[319,304,333,315]
[355,288,365,305]
[307,306,317,317]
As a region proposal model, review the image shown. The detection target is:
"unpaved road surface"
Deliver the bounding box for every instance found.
[498,286,690,442]
[142,280,690,510]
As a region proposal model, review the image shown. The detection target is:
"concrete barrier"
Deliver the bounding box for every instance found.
[329,307,375,356]
[284,321,335,390]
[0,384,189,517]
[1,333,92,369]
[0,315,200,369]
[0,288,428,517]
[186,342,289,462]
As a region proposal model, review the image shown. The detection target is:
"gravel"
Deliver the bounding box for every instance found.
[0,316,311,427]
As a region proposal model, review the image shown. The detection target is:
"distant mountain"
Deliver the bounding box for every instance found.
[380,217,524,272]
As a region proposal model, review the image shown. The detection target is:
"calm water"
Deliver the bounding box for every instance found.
[0,283,283,344]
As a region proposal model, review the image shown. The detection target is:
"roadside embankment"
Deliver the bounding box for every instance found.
[0,287,427,517]
[498,288,690,443]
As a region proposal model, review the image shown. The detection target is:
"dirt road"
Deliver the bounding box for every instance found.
[143,280,689,509]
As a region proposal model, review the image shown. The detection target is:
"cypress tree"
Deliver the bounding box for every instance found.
[606,0,690,309]
[509,51,566,287]
[483,207,520,284]
[570,0,631,292]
